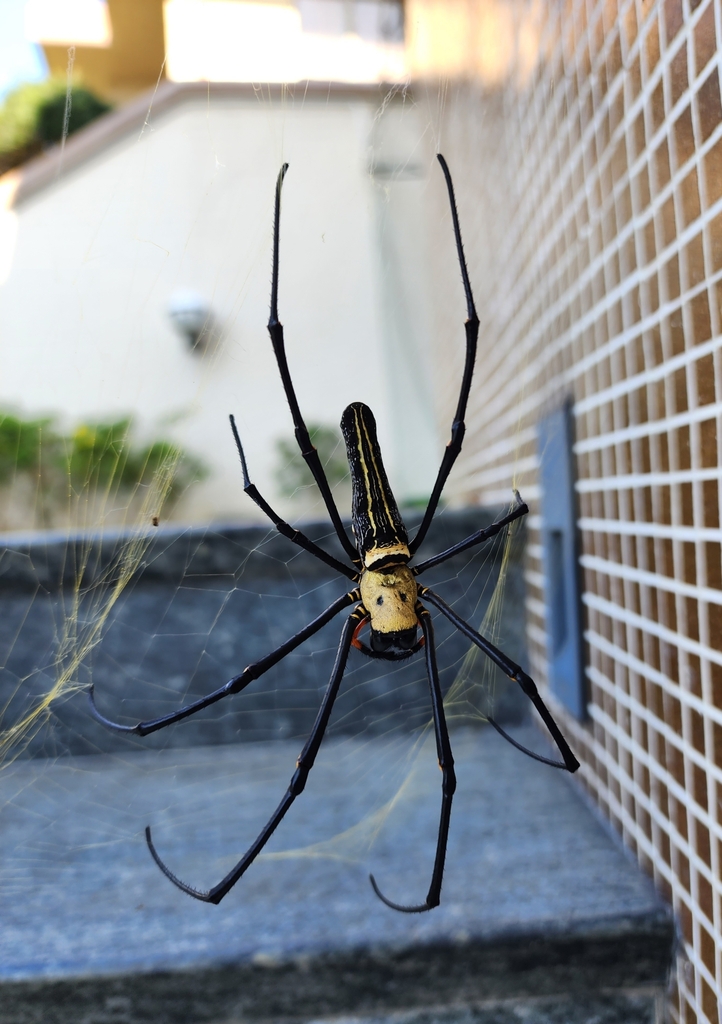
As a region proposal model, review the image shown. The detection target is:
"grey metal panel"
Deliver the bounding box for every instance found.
[537,402,586,719]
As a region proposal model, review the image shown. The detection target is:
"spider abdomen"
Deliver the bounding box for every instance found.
[340,402,410,571]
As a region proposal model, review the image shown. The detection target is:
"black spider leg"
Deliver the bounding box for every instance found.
[370,605,456,913]
[413,492,528,575]
[267,164,359,566]
[89,590,359,736]
[409,154,480,556]
[229,415,356,581]
[419,586,579,772]
[145,606,365,904]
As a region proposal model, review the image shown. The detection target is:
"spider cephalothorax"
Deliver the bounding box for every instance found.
[90,155,579,914]
[358,565,418,652]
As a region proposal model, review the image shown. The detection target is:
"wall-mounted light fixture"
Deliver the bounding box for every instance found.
[168,290,213,352]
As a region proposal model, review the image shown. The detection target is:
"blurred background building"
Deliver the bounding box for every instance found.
[24,0,405,99]
[0,0,435,529]
[0,78,437,527]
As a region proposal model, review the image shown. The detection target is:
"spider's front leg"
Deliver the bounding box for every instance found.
[230,414,357,581]
[412,491,528,576]
[410,154,480,555]
[146,606,365,904]
[266,163,359,566]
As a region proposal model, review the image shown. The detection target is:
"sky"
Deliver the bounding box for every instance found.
[0,0,48,101]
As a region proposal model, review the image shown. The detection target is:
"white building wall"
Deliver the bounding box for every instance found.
[163,0,406,84]
[0,87,441,526]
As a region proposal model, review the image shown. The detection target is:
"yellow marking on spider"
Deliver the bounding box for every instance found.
[359,407,397,538]
[352,405,378,538]
[364,541,411,568]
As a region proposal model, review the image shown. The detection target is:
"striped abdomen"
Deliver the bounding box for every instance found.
[340,403,410,570]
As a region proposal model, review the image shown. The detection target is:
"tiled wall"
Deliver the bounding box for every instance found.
[412,0,722,1017]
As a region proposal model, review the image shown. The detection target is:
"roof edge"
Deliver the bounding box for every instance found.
[2,80,405,208]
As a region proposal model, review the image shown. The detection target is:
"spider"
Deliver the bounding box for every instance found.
[90,155,579,913]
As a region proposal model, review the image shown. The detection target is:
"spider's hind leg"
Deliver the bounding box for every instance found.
[89,589,359,737]
[145,607,364,904]
[370,604,456,913]
[420,585,579,773]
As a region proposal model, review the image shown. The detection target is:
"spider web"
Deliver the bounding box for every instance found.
[0,71,543,929]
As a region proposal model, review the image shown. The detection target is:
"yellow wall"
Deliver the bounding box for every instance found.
[42,0,165,103]
[405,0,540,85]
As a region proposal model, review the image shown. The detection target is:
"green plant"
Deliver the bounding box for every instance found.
[65,418,204,498]
[0,410,204,508]
[0,79,111,173]
[274,424,348,498]
[0,413,57,482]
[35,87,111,146]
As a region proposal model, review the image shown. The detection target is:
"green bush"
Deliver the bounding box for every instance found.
[36,87,111,146]
[0,79,111,173]
[0,413,57,482]
[0,411,204,503]
[66,419,203,495]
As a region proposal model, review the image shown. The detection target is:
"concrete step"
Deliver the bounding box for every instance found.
[0,728,673,1024]
[1,988,663,1024]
